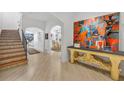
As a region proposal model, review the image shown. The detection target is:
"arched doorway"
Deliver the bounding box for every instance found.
[25,27,44,54]
[50,25,62,52]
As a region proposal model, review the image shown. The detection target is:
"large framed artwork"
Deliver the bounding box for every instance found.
[74,12,120,52]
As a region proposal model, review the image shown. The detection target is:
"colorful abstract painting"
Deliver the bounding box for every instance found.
[74,12,120,52]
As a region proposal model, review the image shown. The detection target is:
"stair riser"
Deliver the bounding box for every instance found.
[1,34,19,35]
[0,36,19,38]
[1,32,19,33]
[0,40,20,41]
[0,45,23,50]
[2,30,18,31]
[0,60,27,70]
[0,42,22,44]
[0,38,20,40]
[0,56,26,64]
[2,30,18,33]
[1,33,19,35]
[1,32,18,33]
[1,33,19,36]
[1,33,19,34]
[0,48,24,54]
[0,41,21,43]
[0,36,20,37]
[0,43,22,46]
[0,37,20,39]
[0,52,25,59]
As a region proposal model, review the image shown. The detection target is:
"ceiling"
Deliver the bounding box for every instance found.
[22,12,59,22]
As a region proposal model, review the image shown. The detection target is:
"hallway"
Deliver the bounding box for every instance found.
[0,2,123,93]
[0,52,112,81]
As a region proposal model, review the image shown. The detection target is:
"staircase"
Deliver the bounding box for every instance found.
[0,30,27,70]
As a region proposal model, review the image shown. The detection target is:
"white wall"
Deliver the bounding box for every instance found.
[0,12,2,34]
[119,13,124,51]
[2,12,21,29]
[73,12,124,52]
[0,13,3,29]
[74,12,112,21]
[0,12,22,39]
[51,12,124,63]
[19,13,23,41]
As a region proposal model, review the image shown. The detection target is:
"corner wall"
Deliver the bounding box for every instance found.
[51,13,74,62]
[52,12,124,76]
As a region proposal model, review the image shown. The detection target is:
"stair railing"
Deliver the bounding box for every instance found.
[22,29,28,59]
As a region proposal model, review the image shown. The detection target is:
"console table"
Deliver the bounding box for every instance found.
[68,46,124,80]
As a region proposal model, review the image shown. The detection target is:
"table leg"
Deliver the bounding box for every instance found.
[70,50,75,64]
[110,58,120,80]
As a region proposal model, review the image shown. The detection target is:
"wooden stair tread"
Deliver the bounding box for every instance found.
[0,35,20,39]
[1,34,19,35]
[0,55,26,64]
[0,51,25,59]
[0,42,22,46]
[0,60,27,70]
[0,38,20,40]
[0,45,23,50]
[0,48,24,54]
[0,40,21,42]
[0,36,20,38]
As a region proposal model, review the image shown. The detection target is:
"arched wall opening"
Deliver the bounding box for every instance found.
[50,25,62,52]
[25,27,45,52]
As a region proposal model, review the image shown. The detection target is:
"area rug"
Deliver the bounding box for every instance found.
[28,48,40,55]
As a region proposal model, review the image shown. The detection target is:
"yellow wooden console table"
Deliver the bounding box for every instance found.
[68,46,124,80]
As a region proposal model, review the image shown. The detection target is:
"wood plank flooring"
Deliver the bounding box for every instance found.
[0,51,113,81]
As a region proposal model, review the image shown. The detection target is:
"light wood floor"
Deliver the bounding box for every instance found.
[0,51,113,81]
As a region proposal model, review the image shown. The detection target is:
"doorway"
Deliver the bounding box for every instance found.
[25,27,44,55]
[50,25,62,52]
